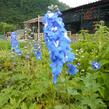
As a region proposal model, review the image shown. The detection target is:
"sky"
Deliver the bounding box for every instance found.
[59,0,100,7]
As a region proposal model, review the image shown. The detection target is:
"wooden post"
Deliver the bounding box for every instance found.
[37,15,40,41]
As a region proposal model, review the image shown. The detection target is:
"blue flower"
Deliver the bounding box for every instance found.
[92,61,101,69]
[67,64,78,75]
[15,47,22,56]
[11,32,22,55]
[34,49,42,60]
[43,8,78,84]
[34,42,42,60]
[52,62,63,84]
[53,74,58,84]
[34,43,38,50]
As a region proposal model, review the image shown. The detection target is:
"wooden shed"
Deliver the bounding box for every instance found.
[24,16,43,33]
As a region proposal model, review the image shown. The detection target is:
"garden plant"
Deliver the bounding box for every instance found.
[0,7,109,109]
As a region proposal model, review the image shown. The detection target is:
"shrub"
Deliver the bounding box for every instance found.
[0,22,16,34]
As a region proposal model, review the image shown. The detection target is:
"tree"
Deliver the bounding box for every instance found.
[0,0,69,28]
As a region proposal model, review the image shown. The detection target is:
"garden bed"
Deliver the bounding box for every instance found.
[0,25,109,109]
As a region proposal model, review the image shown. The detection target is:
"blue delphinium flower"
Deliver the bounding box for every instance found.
[53,74,58,84]
[43,6,78,84]
[34,49,42,60]
[92,61,101,69]
[34,43,42,60]
[11,32,22,55]
[67,64,78,75]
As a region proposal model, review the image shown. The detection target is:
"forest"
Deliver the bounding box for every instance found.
[0,0,69,27]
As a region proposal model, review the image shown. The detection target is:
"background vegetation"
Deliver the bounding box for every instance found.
[0,22,16,34]
[0,24,109,109]
[0,0,69,28]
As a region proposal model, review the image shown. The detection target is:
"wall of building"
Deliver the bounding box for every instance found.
[62,0,109,33]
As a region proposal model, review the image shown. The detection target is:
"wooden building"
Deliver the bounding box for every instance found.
[24,16,43,33]
[62,0,109,33]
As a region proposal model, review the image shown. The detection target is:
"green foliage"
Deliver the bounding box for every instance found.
[0,22,16,34]
[72,24,109,108]
[0,24,109,109]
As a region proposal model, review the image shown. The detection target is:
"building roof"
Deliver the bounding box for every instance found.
[62,0,109,13]
[24,16,43,24]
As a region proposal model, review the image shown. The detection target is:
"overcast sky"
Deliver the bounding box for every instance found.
[59,0,100,7]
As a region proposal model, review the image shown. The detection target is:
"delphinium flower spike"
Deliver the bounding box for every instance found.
[10,32,22,56]
[43,5,78,84]
[67,64,78,75]
[34,41,42,60]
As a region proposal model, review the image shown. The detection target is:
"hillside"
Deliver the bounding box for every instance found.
[0,0,69,26]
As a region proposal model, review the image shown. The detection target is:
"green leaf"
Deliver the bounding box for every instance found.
[21,102,28,109]
[29,103,36,109]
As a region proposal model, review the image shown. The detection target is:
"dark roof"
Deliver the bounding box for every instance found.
[62,0,109,13]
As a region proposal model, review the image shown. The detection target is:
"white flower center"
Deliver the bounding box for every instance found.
[44,23,48,28]
[51,27,58,31]
[54,40,59,47]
